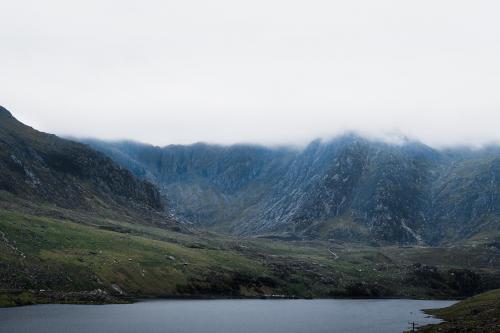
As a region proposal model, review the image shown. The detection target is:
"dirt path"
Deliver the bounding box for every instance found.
[328,248,339,260]
[0,231,26,258]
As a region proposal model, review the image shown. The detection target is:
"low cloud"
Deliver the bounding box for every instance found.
[1,0,499,148]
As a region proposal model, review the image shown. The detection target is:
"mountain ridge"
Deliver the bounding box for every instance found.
[83,135,500,245]
[2,106,500,304]
[0,106,175,228]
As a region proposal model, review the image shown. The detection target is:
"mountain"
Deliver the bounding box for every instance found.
[1,106,500,304]
[0,106,174,228]
[84,136,500,245]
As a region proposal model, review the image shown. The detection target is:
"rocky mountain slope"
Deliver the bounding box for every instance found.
[84,136,500,245]
[1,106,500,305]
[0,106,174,228]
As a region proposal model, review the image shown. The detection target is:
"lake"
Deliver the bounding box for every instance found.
[0,299,455,333]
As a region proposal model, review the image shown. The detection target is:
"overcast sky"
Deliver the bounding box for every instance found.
[1,1,499,147]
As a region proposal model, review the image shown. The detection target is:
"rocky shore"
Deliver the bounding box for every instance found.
[0,289,126,307]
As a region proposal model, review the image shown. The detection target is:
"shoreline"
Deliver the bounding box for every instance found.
[0,289,462,308]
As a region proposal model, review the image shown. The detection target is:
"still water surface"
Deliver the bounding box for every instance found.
[0,299,455,333]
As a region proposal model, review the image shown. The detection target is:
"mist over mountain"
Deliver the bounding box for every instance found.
[82,135,500,245]
[2,0,500,325]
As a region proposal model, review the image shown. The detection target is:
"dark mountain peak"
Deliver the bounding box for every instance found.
[0,106,13,118]
[0,106,176,229]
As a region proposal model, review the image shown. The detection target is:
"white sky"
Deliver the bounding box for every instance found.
[1,0,499,147]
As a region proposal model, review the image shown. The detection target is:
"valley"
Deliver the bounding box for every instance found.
[1,203,500,307]
[1,106,500,308]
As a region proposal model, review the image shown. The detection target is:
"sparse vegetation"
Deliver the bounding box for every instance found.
[2,207,500,306]
[411,289,500,332]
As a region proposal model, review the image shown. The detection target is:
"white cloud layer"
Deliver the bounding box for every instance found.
[1,0,499,147]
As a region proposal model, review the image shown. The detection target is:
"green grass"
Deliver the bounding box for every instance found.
[0,209,270,296]
[1,207,500,306]
[0,292,38,307]
[413,289,500,332]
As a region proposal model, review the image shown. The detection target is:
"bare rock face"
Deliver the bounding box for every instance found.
[84,134,500,245]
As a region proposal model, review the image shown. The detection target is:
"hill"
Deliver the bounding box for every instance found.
[413,288,500,332]
[0,106,175,228]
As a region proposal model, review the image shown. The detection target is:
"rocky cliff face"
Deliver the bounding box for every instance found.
[238,137,437,243]
[84,134,500,245]
[0,106,173,227]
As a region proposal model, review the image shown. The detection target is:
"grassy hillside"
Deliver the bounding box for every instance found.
[2,202,500,307]
[413,289,500,332]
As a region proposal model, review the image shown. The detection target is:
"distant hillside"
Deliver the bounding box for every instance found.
[0,106,175,228]
[84,135,500,244]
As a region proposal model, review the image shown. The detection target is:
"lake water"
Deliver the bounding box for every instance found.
[0,299,455,333]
